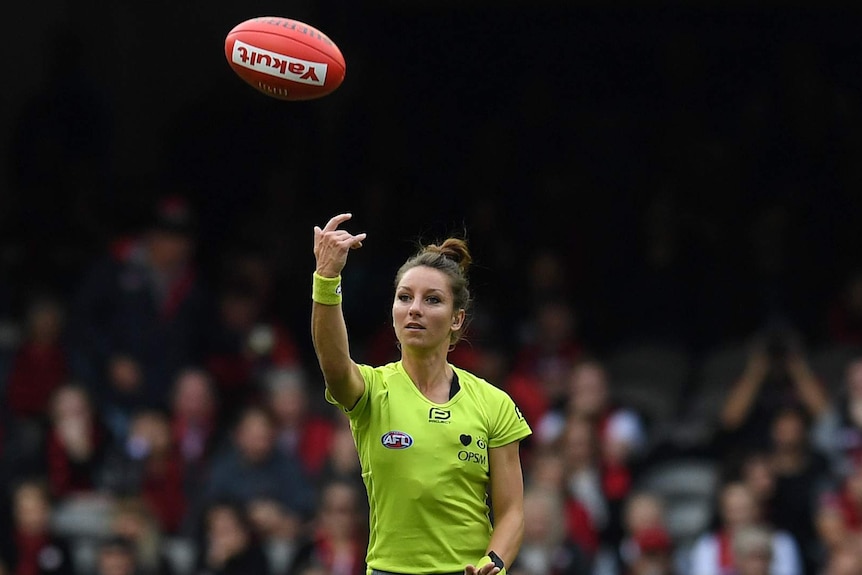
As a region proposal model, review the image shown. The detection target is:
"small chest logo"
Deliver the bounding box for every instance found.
[381,431,413,449]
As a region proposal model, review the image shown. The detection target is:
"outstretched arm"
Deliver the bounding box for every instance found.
[311,213,367,409]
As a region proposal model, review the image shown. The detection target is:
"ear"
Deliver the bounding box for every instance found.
[451,309,466,331]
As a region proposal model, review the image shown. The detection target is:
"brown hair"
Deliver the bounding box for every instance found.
[395,237,473,345]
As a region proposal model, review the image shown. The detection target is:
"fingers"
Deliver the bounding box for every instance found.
[322,213,353,233]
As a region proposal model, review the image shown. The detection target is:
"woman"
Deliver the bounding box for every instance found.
[311,213,532,575]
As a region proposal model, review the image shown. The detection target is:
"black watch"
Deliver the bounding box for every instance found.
[488,551,505,570]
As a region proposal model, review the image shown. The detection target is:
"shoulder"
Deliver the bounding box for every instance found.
[454,367,509,399]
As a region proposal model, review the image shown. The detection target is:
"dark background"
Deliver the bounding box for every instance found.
[2,2,862,360]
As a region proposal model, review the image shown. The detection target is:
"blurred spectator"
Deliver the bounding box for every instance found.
[45,383,110,499]
[542,360,646,552]
[557,414,625,559]
[625,526,676,575]
[168,368,222,501]
[287,480,367,575]
[246,498,302,575]
[732,525,775,575]
[68,195,211,426]
[765,406,833,575]
[812,355,862,477]
[193,501,270,575]
[204,405,314,524]
[506,297,585,427]
[0,478,76,575]
[688,480,803,575]
[264,368,336,480]
[821,535,862,575]
[739,450,777,524]
[826,270,862,346]
[203,275,300,420]
[317,417,365,503]
[94,536,139,575]
[100,409,186,534]
[108,498,176,575]
[718,330,829,455]
[4,295,69,422]
[508,484,592,575]
[537,358,647,461]
[617,490,670,574]
[525,448,598,562]
[815,461,862,542]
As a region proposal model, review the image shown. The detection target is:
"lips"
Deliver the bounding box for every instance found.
[405,322,424,330]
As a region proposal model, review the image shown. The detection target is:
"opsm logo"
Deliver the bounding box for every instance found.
[381,431,413,450]
[231,40,327,86]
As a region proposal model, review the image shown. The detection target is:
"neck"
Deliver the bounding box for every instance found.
[401,353,453,397]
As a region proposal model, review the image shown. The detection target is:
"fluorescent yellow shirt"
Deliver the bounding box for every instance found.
[326,361,532,574]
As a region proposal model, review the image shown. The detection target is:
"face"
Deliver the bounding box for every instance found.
[625,494,664,534]
[52,387,91,422]
[721,484,757,528]
[173,371,215,421]
[742,455,774,500]
[736,549,772,575]
[392,266,463,353]
[319,483,359,539]
[569,363,608,417]
[771,410,805,450]
[236,411,274,463]
[147,231,193,272]
[97,548,136,575]
[14,485,50,534]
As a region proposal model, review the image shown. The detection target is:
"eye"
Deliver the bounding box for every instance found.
[425,296,442,304]
[397,293,411,302]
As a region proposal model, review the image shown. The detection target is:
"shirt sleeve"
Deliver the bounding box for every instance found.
[488,387,532,448]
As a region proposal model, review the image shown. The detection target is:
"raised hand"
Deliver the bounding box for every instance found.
[313,213,367,278]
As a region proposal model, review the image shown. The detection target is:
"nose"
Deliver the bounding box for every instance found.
[408,300,422,316]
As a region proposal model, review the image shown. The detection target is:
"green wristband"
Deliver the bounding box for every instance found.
[312,272,342,305]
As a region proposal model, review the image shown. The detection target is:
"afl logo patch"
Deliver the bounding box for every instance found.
[381,431,413,449]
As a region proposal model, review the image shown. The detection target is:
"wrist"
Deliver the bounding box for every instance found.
[479,552,506,574]
[312,272,342,305]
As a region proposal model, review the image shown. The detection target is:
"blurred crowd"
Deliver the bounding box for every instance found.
[1,194,862,575]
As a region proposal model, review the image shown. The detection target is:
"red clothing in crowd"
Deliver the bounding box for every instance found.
[564,497,600,556]
[5,342,69,418]
[140,456,187,533]
[45,425,107,498]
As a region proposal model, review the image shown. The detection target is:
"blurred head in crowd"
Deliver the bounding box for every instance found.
[629,526,674,575]
[126,409,173,460]
[234,405,276,464]
[12,479,52,535]
[559,415,598,472]
[623,490,666,536]
[316,480,363,542]
[50,382,93,424]
[739,451,775,509]
[171,367,218,424]
[522,484,566,546]
[526,448,566,491]
[718,481,760,531]
[110,497,163,575]
[824,536,862,575]
[24,294,65,345]
[769,405,810,454]
[200,500,260,571]
[265,367,309,427]
[146,195,196,274]
[95,536,138,575]
[246,497,299,542]
[566,359,610,420]
[732,524,773,575]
